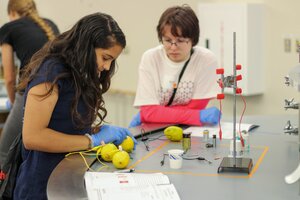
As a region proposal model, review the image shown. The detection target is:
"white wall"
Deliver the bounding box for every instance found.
[1,0,300,121]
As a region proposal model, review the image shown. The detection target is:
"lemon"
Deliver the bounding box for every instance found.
[112,151,130,169]
[100,143,118,162]
[164,126,183,141]
[120,136,134,152]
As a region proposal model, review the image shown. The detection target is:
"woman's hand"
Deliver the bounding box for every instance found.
[199,107,221,125]
[91,125,137,148]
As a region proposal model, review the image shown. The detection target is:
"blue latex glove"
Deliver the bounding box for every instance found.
[5,99,12,110]
[128,112,141,128]
[91,125,138,148]
[200,107,221,125]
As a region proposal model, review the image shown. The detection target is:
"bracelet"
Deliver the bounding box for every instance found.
[85,134,94,149]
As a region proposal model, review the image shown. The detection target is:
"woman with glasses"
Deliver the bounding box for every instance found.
[129,5,221,128]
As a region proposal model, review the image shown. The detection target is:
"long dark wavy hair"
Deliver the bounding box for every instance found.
[18,12,126,129]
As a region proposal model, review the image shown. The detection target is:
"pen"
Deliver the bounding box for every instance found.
[113,168,135,173]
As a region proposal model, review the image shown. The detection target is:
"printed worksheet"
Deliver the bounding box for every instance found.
[84,172,181,200]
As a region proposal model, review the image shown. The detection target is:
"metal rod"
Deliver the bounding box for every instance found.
[298,88,300,193]
[298,45,300,63]
[298,44,300,194]
[233,32,237,167]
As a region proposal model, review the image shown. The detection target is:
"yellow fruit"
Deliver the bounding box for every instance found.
[112,151,130,169]
[164,126,183,141]
[100,143,118,162]
[120,136,134,152]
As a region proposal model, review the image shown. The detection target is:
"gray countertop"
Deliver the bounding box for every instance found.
[47,114,300,200]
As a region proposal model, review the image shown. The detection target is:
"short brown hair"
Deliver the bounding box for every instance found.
[156,4,200,46]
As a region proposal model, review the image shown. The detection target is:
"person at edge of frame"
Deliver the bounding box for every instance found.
[0,0,59,168]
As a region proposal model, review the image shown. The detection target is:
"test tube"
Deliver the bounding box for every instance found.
[203,129,209,142]
[182,132,191,153]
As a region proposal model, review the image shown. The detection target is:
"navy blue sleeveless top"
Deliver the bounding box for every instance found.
[14,58,91,200]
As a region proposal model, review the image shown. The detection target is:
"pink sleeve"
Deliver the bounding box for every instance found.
[140,99,211,126]
[172,99,210,110]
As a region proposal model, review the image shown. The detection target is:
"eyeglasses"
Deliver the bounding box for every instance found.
[162,38,190,48]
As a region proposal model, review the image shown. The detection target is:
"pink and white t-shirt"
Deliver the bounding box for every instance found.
[134,45,219,106]
[133,45,219,125]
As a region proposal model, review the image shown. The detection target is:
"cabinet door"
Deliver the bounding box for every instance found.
[198,3,264,95]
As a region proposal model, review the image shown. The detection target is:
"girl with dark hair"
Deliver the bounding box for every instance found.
[0,0,59,169]
[129,5,221,127]
[13,12,135,199]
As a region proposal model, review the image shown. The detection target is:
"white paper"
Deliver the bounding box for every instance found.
[84,172,180,200]
[184,122,258,139]
[0,97,8,109]
[91,184,180,200]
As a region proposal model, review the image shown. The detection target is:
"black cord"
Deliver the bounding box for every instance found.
[139,130,167,151]
[160,153,212,166]
[140,128,149,141]
[147,134,165,141]
[182,155,212,164]
[144,142,150,151]
[160,153,168,166]
[139,128,150,151]
[167,49,194,106]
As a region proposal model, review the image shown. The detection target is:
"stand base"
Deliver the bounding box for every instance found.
[217,157,253,174]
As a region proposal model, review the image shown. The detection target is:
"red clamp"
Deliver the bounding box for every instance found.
[236,74,242,81]
[217,93,225,99]
[218,80,224,88]
[216,68,224,74]
[236,64,242,70]
[236,88,242,94]
[0,170,6,180]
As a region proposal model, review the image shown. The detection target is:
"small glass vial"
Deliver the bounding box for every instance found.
[203,129,209,142]
[182,132,191,153]
[212,134,217,148]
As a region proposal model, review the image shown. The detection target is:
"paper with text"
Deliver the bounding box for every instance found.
[184,122,258,139]
[84,172,181,200]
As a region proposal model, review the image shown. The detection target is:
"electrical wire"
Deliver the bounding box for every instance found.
[238,93,247,147]
[160,153,212,166]
[147,134,165,141]
[182,155,212,164]
[65,145,108,171]
[160,153,168,166]
[218,99,223,140]
[140,128,150,151]
[139,128,167,151]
